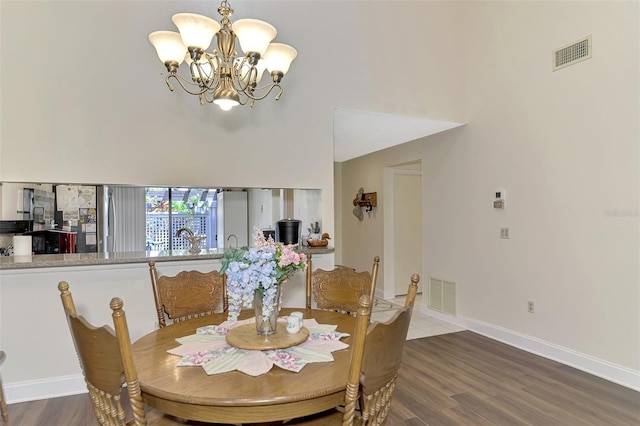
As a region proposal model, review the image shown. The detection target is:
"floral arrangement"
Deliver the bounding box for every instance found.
[220,229,307,323]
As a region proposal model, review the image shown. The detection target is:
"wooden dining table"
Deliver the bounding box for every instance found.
[131,307,355,425]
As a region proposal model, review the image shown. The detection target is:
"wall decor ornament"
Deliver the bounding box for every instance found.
[352,188,377,220]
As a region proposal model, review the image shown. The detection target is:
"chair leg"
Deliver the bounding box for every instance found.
[0,385,6,422]
[0,352,7,422]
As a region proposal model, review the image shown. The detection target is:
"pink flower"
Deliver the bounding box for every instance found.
[278,249,302,267]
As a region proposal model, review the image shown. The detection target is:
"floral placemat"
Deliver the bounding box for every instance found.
[167,316,350,376]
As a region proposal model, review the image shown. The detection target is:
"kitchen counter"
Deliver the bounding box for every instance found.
[0,246,334,270]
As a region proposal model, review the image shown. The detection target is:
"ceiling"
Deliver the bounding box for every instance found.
[1,1,468,170]
[333,108,464,163]
[142,1,467,164]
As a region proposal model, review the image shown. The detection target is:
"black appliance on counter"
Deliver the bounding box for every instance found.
[24,229,77,254]
[0,220,31,234]
[275,219,301,246]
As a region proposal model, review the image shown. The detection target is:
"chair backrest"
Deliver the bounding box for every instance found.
[306,255,380,314]
[149,260,228,327]
[403,273,420,309]
[357,273,420,425]
[341,294,373,425]
[58,281,146,426]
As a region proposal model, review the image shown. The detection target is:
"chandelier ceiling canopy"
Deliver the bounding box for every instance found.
[149,0,297,111]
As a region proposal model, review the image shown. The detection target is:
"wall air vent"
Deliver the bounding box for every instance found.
[553,35,592,71]
[428,277,457,316]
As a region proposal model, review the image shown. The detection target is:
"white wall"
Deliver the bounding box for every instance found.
[339,1,639,388]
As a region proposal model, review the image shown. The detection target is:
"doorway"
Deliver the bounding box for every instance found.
[383,163,423,298]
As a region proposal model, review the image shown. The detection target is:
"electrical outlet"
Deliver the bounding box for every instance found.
[500,227,510,239]
[527,300,535,313]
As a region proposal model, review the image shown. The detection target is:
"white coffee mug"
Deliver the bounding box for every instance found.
[290,311,303,324]
[286,311,304,334]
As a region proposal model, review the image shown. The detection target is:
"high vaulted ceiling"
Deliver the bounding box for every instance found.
[333,108,463,162]
[142,0,468,163]
[1,0,469,184]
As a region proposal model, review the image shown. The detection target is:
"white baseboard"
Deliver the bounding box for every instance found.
[420,306,640,392]
[5,374,86,404]
[382,288,396,300]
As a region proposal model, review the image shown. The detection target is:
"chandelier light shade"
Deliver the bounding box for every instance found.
[171,13,220,50]
[263,43,298,75]
[148,31,187,68]
[149,0,297,110]
[232,19,276,55]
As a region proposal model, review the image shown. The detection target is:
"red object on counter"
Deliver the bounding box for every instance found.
[59,232,76,254]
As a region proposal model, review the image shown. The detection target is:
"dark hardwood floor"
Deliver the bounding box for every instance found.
[389,332,640,425]
[6,331,640,425]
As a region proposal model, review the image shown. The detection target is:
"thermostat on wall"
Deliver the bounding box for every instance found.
[494,189,506,209]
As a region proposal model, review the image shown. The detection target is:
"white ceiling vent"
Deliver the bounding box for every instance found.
[553,35,592,71]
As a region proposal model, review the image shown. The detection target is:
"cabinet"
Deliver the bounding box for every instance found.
[247,188,283,233]
[0,183,54,222]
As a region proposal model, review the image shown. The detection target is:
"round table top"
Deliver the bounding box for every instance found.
[131,308,355,424]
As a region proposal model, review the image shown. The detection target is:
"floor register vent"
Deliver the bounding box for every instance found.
[428,277,457,316]
[553,35,592,71]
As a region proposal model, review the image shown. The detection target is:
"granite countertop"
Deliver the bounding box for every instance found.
[0,246,334,270]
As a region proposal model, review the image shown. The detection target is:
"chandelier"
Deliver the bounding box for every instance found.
[149,0,297,111]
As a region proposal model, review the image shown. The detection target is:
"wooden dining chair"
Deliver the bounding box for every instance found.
[58,281,149,426]
[306,255,380,315]
[149,261,228,327]
[357,273,419,425]
[288,273,420,425]
[0,351,7,422]
[58,281,238,426]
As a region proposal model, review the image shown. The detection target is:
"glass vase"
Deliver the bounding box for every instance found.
[254,285,281,336]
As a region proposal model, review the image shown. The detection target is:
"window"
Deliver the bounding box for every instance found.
[145,188,218,251]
